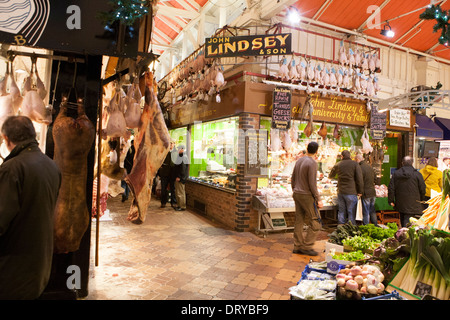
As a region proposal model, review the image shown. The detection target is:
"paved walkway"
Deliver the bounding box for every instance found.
[87,196,330,300]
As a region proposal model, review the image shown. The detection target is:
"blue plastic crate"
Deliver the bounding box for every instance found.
[362,290,405,300]
[297,264,336,284]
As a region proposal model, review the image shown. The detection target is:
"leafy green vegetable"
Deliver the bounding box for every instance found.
[342,236,380,251]
[358,223,398,241]
[332,250,366,261]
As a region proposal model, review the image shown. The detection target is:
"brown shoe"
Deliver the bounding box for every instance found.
[160,204,166,208]
[293,249,318,256]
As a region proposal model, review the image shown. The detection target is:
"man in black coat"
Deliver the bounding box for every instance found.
[0,116,61,299]
[329,150,364,225]
[356,154,378,225]
[388,156,426,227]
[158,140,177,208]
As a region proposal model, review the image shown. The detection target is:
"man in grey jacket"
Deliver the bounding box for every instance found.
[329,150,364,225]
[0,116,61,299]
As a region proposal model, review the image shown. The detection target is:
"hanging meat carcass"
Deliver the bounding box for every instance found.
[339,45,348,66]
[303,96,314,137]
[318,122,328,139]
[124,77,142,129]
[21,61,51,124]
[333,124,341,140]
[9,64,23,113]
[53,97,95,253]
[125,71,170,224]
[99,137,126,180]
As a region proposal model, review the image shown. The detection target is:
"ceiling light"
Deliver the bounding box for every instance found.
[380,22,395,38]
[287,7,301,24]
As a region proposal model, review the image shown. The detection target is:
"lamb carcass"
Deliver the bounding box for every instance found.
[124,78,142,129]
[53,98,95,253]
[125,71,171,224]
[21,64,51,124]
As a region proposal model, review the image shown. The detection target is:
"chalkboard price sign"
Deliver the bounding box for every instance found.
[370,105,387,140]
[272,87,292,130]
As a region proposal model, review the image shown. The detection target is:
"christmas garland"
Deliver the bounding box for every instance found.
[419,4,450,45]
[98,0,150,26]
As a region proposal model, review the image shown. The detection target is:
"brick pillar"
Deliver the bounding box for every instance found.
[235,113,260,232]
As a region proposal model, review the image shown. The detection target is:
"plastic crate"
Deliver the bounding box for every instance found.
[362,290,406,300]
[298,264,335,283]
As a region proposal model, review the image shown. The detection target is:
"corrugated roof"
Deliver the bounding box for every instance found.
[151,0,450,62]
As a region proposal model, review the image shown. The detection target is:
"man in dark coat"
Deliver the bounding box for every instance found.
[356,154,378,225]
[388,156,426,227]
[173,144,189,211]
[122,139,135,202]
[0,116,61,300]
[158,140,177,208]
[329,150,364,225]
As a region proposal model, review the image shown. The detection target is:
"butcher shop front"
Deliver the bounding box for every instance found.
[165,77,415,233]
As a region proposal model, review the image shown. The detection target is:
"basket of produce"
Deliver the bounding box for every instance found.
[336,264,386,300]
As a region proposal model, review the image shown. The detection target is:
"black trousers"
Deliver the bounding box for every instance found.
[160,176,176,205]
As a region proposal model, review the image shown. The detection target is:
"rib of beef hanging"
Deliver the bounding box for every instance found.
[125,71,170,224]
[52,98,95,253]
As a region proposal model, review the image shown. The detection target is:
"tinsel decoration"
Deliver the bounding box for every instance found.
[98,0,150,26]
[419,4,450,45]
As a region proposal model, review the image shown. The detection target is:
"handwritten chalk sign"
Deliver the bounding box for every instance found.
[245,130,269,177]
[370,105,387,140]
[272,87,291,130]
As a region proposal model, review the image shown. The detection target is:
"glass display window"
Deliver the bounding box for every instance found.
[257,117,365,207]
[189,117,238,190]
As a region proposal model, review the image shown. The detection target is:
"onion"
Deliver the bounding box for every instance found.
[337,278,346,287]
[344,275,353,282]
[350,266,362,276]
[336,273,347,280]
[377,283,385,294]
[360,286,367,294]
[367,285,378,295]
[345,279,359,291]
[354,275,364,285]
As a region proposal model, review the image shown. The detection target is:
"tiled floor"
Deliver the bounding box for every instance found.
[86,196,330,300]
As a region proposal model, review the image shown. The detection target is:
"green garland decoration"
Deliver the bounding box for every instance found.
[98,0,150,26]
[420,4,450,45]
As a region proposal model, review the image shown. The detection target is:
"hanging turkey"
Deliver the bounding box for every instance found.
[0,63,18,132]
[124,76,142,129]
[105,83,127,137]
[21,57,51,124]
[361,127,373,154]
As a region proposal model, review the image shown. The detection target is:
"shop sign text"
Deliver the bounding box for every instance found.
[205,33,292,58]
[291,94,369,125]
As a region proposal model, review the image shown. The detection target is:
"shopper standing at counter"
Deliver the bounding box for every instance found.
[329,150,364,225]
[388,156,426,227]
[291,142,323,256]
[355,154,378,225]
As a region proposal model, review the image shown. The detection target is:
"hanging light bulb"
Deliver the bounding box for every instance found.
[287,7,301,24]
[380,21,395,38]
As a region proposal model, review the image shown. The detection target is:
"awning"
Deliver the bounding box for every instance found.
[434,117,450,140]
[415,114,443,139]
